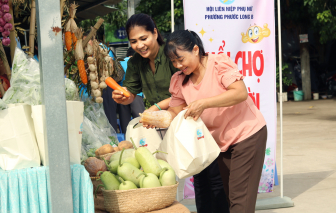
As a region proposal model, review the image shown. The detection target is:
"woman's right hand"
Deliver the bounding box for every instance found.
[112,88,130,104]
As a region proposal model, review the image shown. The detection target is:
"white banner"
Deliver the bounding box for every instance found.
[183,0,276,195]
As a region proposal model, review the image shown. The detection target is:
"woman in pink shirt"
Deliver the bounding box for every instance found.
[148,30,267,213]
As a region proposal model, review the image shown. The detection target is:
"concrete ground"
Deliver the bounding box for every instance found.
[180,98,336,213]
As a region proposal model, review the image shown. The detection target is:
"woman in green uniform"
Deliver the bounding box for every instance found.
[112,13,177,110]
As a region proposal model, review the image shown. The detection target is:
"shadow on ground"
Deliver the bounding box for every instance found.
[256,170,335,212]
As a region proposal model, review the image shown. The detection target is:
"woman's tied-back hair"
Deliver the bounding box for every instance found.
[164,30,206,85]
[126,13,165,45]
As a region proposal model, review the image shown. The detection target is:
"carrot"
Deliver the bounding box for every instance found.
[74,28,87,85]
[72,33,77,49]
[77,59,87,84]
[105,77,130,97]
[65,31,72,51]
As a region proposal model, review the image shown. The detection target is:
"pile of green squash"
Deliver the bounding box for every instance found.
[95,138,176,196]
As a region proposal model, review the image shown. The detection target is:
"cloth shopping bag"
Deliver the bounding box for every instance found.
[0,104,41,170]
[31,101,84,165]
[156,110,221,179]
[125,117,162,153]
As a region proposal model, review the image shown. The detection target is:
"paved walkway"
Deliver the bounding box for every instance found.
[181,98,336,213]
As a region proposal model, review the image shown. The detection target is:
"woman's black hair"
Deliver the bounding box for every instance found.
[126,47,135,57]
[164,30,206,85]
[125,13,165,45]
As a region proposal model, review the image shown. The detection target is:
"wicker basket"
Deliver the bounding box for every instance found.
[102,182,179,213]
[91,176,104,195]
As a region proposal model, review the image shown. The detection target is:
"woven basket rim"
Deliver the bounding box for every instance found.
[101,182,179,194]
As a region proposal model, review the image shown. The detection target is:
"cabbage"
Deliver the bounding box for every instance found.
[65,78,80,101]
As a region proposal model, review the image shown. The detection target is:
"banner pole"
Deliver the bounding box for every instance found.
[171,0,174,32]
[277,0,284,199]
[256,1,294,209]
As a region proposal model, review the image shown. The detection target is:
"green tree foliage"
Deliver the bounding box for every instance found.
[280,0,336,44]
[136,0,184,33]
[304,0,336,44]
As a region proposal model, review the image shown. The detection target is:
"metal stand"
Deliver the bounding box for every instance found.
[36,0,74,212]
[256,196,294,210]
[255,0,294,210]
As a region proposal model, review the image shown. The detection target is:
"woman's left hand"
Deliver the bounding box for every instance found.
[140,109,157,129]
[183,100,206,121]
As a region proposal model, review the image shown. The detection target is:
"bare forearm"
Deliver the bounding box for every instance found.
[167,103,186,119]
[148,98,171,111]
[203,89,247,109]
[201,81,248,109]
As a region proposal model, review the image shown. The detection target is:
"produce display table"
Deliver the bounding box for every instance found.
[0,164,94,213]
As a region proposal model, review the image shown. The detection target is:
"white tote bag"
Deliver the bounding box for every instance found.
[156,110,221,179]
[125,117,162,154]
[31,101,84,165]
[0,104,41,170]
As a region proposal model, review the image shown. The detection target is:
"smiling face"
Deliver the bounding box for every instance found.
[128,25,159,60]
[169,46,200,75]
[247,25,262,43]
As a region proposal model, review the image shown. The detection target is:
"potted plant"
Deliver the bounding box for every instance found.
[276,62,293,102]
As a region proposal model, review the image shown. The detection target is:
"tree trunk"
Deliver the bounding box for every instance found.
[9,0,16,64]
[300,43,311,100]
[29,0,36,57]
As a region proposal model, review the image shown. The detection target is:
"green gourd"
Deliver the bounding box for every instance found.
[130,138,162,177]
[95,171,120,198]
[109,149,135,162]
[105,157,140,174]
[117,148,143,187]
[159,168,176,186]
[157,159,173,170]
[137,172,161,188]
[104,159,119,174]
[115,174,121,183]
[123,157,140,169]
[119,177,138,190]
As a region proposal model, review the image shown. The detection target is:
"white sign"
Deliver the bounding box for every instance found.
[183,0,276,194]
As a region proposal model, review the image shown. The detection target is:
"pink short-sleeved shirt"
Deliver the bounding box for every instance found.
[169,54,266,152]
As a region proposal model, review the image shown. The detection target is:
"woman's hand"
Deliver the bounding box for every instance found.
[183,100,206,121]
[139,109,157,129]
[112,87,130,104]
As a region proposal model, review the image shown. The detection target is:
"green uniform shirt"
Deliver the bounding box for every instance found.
[123,44,179,105]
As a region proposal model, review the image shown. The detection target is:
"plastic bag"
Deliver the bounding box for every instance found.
[83,99,117,139]
[3,48,80,105]
[81,99,119,163]
[156,110,221,179]
[3,48,41,105]
[0,98,7,110]
[65,78,80,101]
